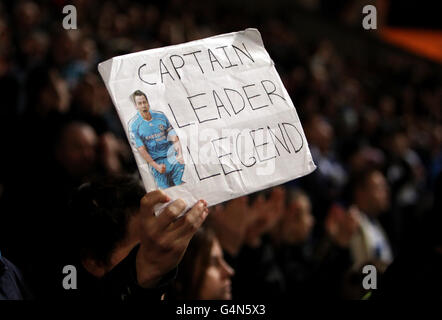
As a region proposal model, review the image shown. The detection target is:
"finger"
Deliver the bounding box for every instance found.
[170,200,208,238]
[156,198,187,231]
[181,205,209,241]
[140,190,170,215]
[170,200,206,229]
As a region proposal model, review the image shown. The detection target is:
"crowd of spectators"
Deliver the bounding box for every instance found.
[0,0,441,300]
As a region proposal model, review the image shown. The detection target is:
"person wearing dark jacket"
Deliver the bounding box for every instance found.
[51,175,209,300]
[0,252,32,300]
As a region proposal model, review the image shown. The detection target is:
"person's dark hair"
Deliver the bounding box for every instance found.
[173,226,216,299]
[132,90,148,104]
[67,174,145,266]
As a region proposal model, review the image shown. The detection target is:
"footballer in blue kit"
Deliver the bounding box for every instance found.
[129,90,185,189]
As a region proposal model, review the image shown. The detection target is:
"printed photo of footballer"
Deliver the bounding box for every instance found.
[129,89,185,189]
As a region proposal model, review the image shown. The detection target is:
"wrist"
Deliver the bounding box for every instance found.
[136,248,163,288]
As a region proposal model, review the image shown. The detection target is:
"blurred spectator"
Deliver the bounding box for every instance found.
[24,67,71,119]
[272,189,315,246]
[299,113,347,228]
[209,196,250,257]
[172,227,234,300]
[349,168,393,270]
[210,189,286,300]
[272,189,357,299]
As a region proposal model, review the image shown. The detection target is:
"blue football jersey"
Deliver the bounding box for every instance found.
[129,111,177,160]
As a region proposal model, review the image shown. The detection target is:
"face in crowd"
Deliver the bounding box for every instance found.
[198,238,235,300]
[356,170,390,217]
[176,228,235,300]
[280,193,315,244]
[55,122,98,178]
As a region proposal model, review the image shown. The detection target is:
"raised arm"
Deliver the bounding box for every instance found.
[135,190,209,288]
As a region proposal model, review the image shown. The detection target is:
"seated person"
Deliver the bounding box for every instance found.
[209,189,287,300]
[348,168,393,270]
[172,226,234,300]
[272,189,358,299]
[63,175,208,300]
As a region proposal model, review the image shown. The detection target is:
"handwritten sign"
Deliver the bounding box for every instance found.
[98,28,316,212]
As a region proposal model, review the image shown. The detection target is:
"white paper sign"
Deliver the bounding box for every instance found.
[98,28,316,212]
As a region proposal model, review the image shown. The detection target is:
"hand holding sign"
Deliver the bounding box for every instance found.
[136,190,209,288]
